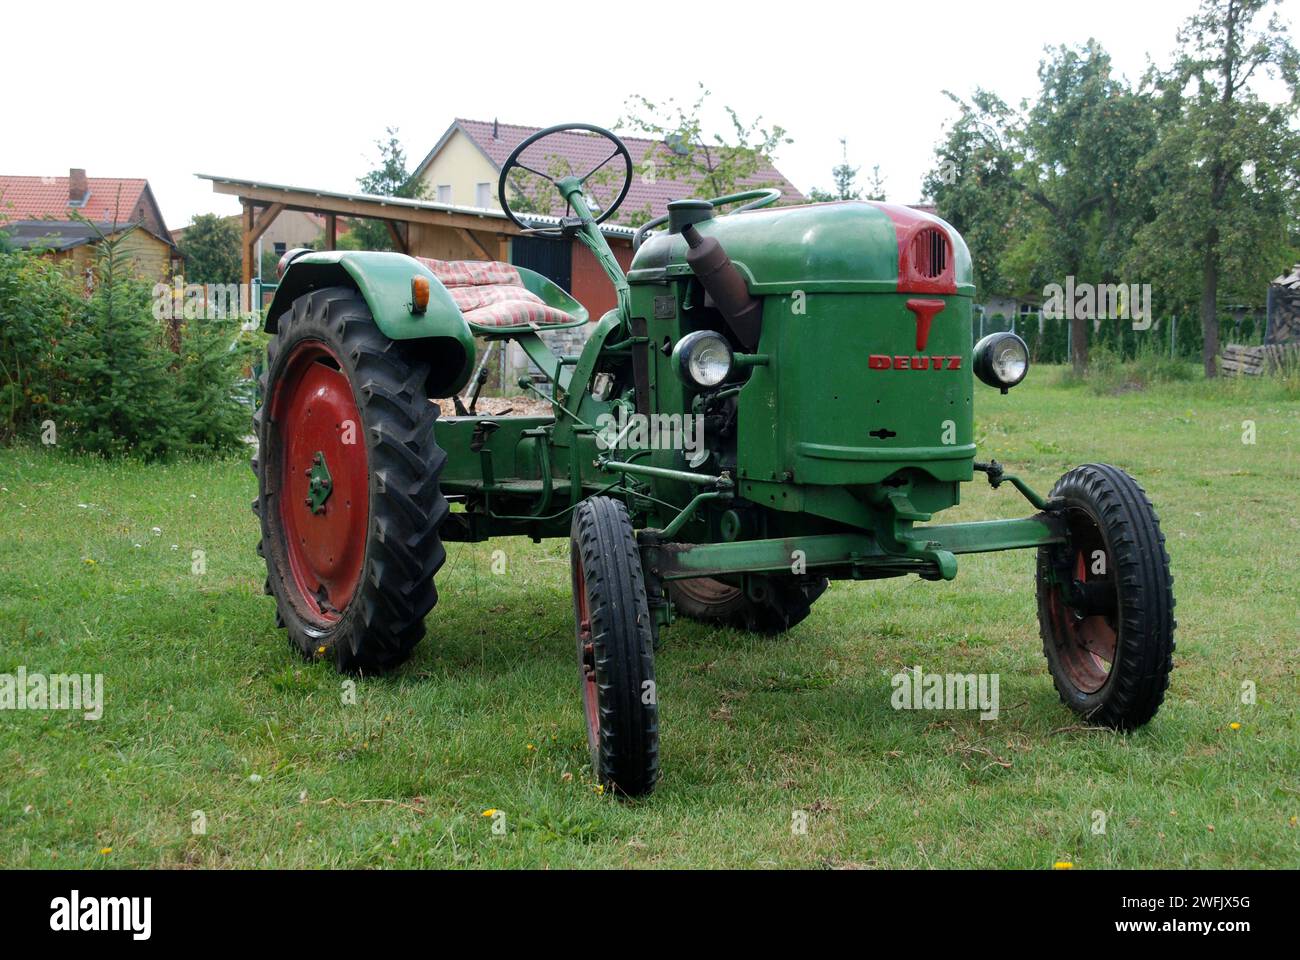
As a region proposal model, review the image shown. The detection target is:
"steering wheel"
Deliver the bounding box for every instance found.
[632,188,783,252]
[497,123,633,240]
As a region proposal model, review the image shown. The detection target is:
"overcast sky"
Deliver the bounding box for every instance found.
[5,0,1296,229]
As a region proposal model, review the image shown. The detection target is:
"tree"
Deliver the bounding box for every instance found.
[171,312,252,456]
[923,88,1025,303]
[1133,0,1299,376]
[924,11,1299,377]
[926,44,1156,374]
[810,138,863,202]
[352,127,428,251]
[310,225,366,252]
[864,165,887,202]
[618,84,791,201]
[0,240,79,442]
[55,231,182,460]
[1012,41,1157,373]
[177,213,241,286]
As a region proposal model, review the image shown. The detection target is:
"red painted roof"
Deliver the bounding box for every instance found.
[0,175,150,226]
[433,119,804,221]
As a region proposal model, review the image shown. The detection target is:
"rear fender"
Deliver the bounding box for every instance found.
[266,251,476,397]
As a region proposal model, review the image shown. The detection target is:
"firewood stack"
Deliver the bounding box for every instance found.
[1220,264,1300,375]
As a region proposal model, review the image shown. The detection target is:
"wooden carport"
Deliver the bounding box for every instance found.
[198,174,635,321]
[199,174,533,287]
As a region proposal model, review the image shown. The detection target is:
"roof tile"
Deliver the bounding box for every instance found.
[452,119,803,222]
[0,175,149,227]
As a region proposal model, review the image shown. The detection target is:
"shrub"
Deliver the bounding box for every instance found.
[176,213,241,286]
[1130,342,1194,385]
[0,225,259,460]
[0,242,80,443]
[1282,351,1300,397]
[54,233,185,459]
[1059,341,1194,395]
[172,314,257,456]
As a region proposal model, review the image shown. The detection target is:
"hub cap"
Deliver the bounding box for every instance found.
[1047,515,1118,694]
[272,342,369,624]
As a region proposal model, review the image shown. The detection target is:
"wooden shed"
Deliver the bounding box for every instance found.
[199,175,635,322]
[2,219,178,281]
[1220,263,1300,375]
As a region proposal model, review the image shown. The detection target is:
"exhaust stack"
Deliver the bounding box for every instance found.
[682,223,763,352]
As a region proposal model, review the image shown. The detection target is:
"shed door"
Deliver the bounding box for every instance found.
[511,235,572,292]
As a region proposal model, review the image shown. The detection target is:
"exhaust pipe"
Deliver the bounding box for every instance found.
[682,223,763,352]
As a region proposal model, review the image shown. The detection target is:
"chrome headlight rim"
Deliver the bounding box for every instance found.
[672,330,734,389]
[973,332,1030,392]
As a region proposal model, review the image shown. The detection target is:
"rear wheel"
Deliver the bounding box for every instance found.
[669,574,827,633]
[571,497,659,796]
[253,287,447,673]
[1036,463,1175,730]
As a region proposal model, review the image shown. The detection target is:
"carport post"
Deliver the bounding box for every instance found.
[241,202,255,287]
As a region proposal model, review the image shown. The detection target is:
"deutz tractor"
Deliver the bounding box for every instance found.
[253,123,1175,796]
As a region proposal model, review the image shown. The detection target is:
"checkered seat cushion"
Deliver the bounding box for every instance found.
[416,257,576,329]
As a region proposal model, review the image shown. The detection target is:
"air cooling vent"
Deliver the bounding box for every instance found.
[911,227,949,279]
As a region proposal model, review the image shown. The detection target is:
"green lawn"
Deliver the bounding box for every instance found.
[1,369,1297,869]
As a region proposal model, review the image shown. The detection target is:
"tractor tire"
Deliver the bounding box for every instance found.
[253,286,448,674]
[669,574,827,634]
[1036,463,1175,730]
[570,497,659,796]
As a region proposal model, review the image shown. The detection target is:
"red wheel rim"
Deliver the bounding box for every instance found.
[270,341,369,625]
[572,552,601,749]
[1047,521,1118,694]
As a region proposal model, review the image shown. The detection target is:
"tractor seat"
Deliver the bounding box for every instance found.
[416,257,582,333]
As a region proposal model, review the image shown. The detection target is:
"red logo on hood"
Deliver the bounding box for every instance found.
[869,354,962,371]
[906,298,947,351]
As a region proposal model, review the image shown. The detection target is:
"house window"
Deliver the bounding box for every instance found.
[475,182,492,208]
[273,242,286,256]
[436,184,452,204]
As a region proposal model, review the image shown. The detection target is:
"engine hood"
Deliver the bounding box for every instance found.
[627,200,974,297]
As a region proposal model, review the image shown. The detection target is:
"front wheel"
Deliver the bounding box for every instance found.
[570,497,659,796]
[1036,463,1175,730]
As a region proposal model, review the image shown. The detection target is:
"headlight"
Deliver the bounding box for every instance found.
[672,330,734,389]
[973,332,1029,392]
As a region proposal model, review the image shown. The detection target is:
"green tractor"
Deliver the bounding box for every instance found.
[253,123,1175,796]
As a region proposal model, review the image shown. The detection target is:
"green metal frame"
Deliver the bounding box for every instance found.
[642,513,1066,582]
